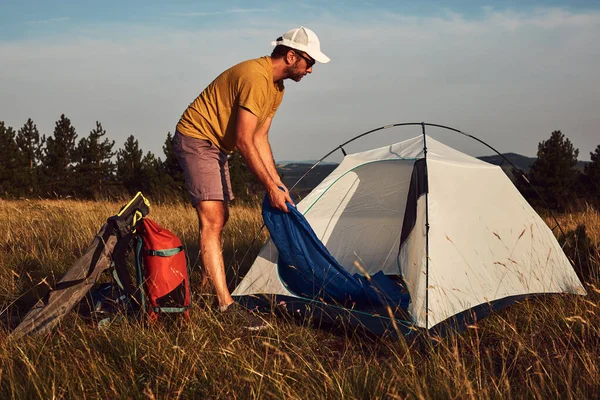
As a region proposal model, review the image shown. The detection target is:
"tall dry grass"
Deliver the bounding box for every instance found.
[0,199,598,399]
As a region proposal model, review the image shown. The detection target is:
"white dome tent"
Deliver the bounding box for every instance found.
[233,123,586,335]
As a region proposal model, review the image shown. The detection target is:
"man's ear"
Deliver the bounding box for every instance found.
[285,49,295,65]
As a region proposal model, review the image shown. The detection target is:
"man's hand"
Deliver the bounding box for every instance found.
[275,180,291,195]
[267,184,294,212]
[277,183,294,206]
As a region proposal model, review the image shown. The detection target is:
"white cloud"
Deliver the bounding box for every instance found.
[171,8,273,17]
[26,16,71,25]
[1,8,599,162]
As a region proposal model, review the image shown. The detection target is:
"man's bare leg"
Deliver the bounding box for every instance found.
[195,200,232,309]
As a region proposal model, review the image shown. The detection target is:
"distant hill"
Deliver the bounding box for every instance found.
[276,160,338,166]
[277,154,591,198]
[477,153,589,172]
[277,163,338,199]
[477,153,537,171]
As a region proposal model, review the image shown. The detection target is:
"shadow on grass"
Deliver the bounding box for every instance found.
[0,257,66,330]
[559,224,600,283]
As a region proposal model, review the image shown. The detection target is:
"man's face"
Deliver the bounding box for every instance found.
[285,50,314,82]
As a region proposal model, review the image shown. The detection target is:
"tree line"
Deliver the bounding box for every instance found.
[0,116,598,211]
[513,130,600,212]
[0,115,257,203]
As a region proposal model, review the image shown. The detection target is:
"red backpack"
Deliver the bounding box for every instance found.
[135,218,191,321]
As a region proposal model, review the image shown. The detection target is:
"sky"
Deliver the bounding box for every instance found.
[1,0,599,162]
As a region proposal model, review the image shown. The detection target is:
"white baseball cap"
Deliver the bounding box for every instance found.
[271,26,330,64]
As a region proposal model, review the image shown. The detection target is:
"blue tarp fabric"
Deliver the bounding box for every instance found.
[262,195,409,310]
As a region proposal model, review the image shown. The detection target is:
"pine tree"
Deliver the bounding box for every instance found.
[583,144,600,209]
[116,135,144,195]
[228,150,260,203]
[162,132,184,185]
[139,151,164,199]
[74,121,116,199]
[525,130,580,210]
[0,121,26,196]
[160,132,186,200]
[15,118,44,195]
[16,118,44,170]
[43,114,78,196]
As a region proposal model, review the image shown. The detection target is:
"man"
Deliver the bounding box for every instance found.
[173,26,330,329]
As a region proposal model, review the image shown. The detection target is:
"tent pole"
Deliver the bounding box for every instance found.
[422,122,431,331]
[287,122,566,239]
[424,123,567,238]
[234,122,568,291]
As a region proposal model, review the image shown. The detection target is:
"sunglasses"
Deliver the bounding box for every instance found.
[294,50,315,68]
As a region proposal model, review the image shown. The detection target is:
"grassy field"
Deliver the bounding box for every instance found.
[0,199,599,399]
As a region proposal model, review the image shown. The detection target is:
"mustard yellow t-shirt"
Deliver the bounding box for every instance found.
[176,56,285,153]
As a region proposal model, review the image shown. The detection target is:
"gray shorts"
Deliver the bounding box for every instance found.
[173,130,234,206]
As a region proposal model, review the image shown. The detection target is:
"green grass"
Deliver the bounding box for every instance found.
[0,199,599,399]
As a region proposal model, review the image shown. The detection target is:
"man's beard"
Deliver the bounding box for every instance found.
[285,62,305,82]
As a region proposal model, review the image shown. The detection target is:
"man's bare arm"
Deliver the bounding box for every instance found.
[254,117,285,188]
[235,107,292,211]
